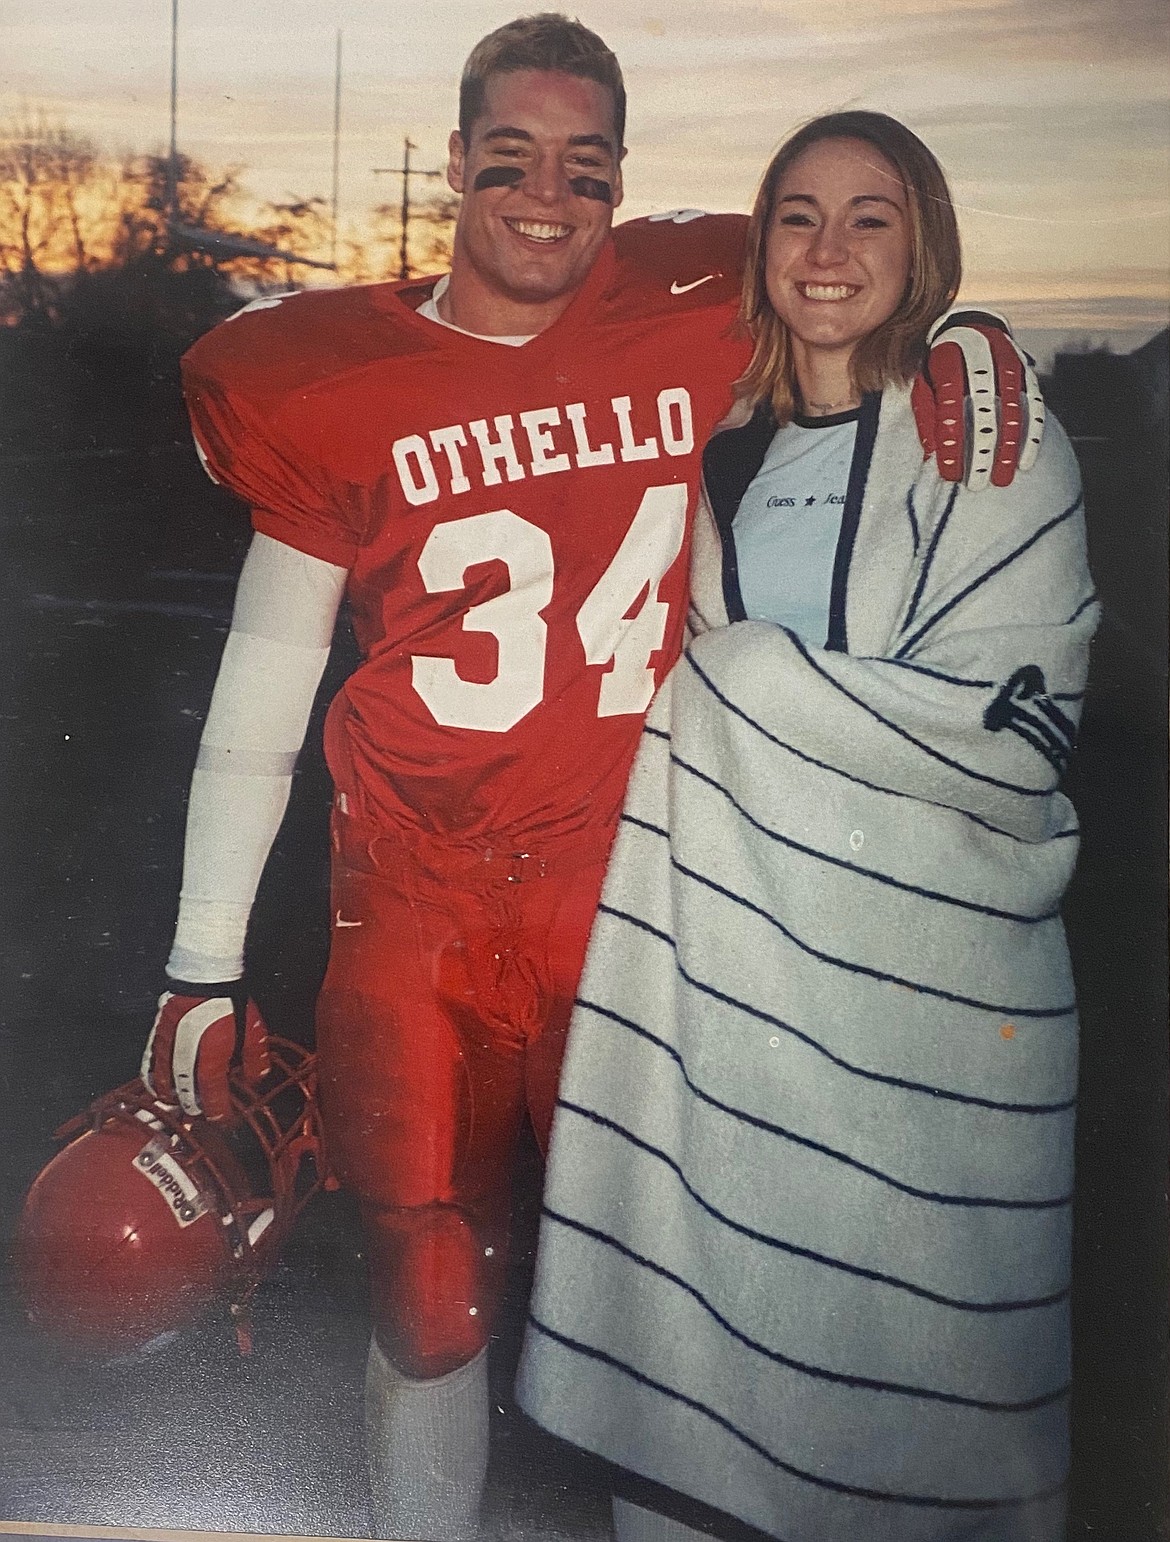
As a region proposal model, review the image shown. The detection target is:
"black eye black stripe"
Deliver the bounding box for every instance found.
[568,176,612,203]
[473,166,525,191]
[471,165,613,204]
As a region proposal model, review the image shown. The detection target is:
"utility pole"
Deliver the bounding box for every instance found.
[373,138,442,280]
[168,0,179,220]
[164,0,336,269]
[330,30,342,271]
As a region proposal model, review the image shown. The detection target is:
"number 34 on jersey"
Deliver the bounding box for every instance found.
[411,481,688,733]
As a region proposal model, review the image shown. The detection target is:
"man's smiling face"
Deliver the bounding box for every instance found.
[446,68,624,332]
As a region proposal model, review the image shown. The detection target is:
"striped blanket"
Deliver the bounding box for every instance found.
[517,386,1098,1542]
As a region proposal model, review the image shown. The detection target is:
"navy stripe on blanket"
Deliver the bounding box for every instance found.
[1005,717,1073,777]
[680,657,1055,840]
[826,391,879,653]
[763,631,1056,797]
[664,855,1075,1017]
[527,1316,1070,1511]
[1066,592,1098,625]
[1037,695,1078,736]
[664,753,1062,924]
[905,486,921,555]
[875,657,997,688]
[596,905,1077,1112]
[644,717,1080,848]
[551,1105,1070,1313]
[632,801,1072,919]
[902,483,960,631]
[575,998,1073,1210]
[895,495,1085,659]
[539,1208,1071,1412]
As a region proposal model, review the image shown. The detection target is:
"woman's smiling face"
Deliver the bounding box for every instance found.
[764,135,912,373]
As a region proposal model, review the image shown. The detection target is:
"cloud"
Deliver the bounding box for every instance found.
[3,0,1167,328]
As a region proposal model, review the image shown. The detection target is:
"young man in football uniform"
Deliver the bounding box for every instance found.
[139,14,1033,1538]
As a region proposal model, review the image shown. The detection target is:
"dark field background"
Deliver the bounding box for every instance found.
[0,318,1165,1540]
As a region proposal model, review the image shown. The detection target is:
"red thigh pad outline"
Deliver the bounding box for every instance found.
[316,861,532,1207]
[361,1198,507,1379]
[316,982,473,1209]
[315,828,609,1365]
[315,862,469,1206]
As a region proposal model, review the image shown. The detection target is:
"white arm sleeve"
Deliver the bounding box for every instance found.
[166,533,348,984]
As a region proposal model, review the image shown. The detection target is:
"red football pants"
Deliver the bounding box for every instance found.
[315,811,610,1379]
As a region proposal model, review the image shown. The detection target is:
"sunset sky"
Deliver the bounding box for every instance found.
[4,0,1168,362]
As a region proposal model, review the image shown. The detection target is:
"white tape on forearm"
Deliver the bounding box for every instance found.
[167,896,255,982]
[232,532,348,647]
[195,744,300,776]
[166,535,347,983]
[168,768,295,979]
[180,765,298,905]
[201,631,333,753]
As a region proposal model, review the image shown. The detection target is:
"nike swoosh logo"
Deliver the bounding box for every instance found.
[670,275,717,295]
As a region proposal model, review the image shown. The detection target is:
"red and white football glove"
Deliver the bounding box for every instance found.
[141,984,271,1123]
[912,311,1046,490]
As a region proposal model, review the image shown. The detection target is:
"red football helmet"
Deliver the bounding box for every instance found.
[12,1036,329,1358]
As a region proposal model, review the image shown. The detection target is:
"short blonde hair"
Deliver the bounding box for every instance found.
[459,14,626,148]
[738,111,961,422]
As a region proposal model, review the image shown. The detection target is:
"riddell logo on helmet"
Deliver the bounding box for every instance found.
[133,1138,211,1228]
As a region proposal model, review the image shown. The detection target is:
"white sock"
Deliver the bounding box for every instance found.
[365,1335,489,1541]
[612,1496,710,1542]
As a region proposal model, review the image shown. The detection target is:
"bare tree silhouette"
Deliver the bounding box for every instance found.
[372,188,458,280]
[0,112,454,457]
[0,116,105,318]
[0,117,355,328]
[249,194,335,287]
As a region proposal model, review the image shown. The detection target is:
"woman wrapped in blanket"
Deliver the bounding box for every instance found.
[517,111,1097,1542]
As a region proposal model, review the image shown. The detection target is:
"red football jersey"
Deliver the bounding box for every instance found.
[182,212,750,851]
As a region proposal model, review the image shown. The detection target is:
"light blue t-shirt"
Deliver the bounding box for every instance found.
[732,411,858,646]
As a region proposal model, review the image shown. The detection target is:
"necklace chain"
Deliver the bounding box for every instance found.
[804,396,856,416]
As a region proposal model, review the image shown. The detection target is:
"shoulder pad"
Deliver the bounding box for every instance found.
[610,211,747,313]
[182,280,439,402]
